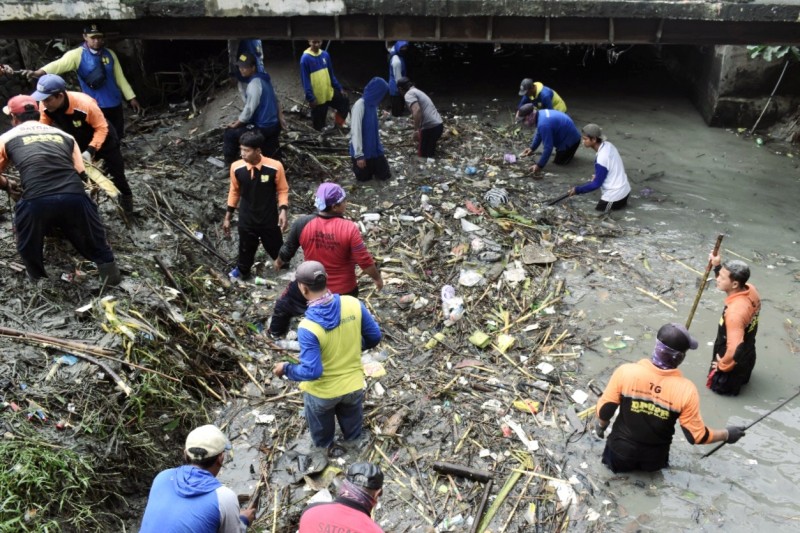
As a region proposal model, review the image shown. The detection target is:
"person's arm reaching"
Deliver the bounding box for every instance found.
[574,163,609,194]
[360,303,382,349]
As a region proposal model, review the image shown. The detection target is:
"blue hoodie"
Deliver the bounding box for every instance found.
[285,294,382,382]
[349,77,389,160]
[388,41,408,96]
[140,465,248,532]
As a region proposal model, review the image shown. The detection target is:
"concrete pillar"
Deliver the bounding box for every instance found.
[688,45,800,128]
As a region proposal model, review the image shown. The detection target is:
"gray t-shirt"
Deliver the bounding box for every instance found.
[404,88,442,130]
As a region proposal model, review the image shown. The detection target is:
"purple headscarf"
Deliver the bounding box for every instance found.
[651,339,687,370]
[315,182,347,211]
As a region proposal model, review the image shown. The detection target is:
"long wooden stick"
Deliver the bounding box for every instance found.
[469,479,494,533]
[0,326,116,356]
[686,234,723,329]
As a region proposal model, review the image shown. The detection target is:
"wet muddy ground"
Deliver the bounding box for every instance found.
[1,41,798,532]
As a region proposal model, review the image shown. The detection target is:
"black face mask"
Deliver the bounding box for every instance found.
[397,49,407,57]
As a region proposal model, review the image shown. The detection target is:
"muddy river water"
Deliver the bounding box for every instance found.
[515,84,800,530]
[387,51,800,529]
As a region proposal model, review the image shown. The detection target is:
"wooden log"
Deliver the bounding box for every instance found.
[431,461,494,483]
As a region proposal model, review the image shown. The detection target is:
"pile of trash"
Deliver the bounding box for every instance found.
[0,79,666,532]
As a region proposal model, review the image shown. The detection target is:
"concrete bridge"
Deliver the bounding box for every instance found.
[0,0,799,45]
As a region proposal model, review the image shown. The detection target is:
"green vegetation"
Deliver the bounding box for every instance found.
[0,419,101,532]
[747,45,800,62]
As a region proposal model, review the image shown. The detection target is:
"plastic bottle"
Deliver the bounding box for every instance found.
[275,339,301,351]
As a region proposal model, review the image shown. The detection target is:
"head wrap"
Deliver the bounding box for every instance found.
[314,183,347,211]
[651,339,687,370]
[338,479,379,512]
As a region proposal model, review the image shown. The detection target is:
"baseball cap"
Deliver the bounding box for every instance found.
[31,74,67,101]
[235,52,257,67]
[295,261,327,286]
[314,182,347,211]
[347,462,384,490]
[83,23,104,36]
[518,78,533,96]
[657,323,698,352]
[184,424,231,461]
[3,95,37,116]
[582,123,603,139]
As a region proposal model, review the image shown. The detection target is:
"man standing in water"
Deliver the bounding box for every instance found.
[595,323,745,473]
[706,251,761,396]
[567,123,631,212]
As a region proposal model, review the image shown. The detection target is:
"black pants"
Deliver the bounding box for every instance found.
[708,351,756,396]
[236,225,283,278]
[311,91,350,131]
[268,280,358,337]
[390,94,405,117]
[418,123,444,158]
[223,124,282,165]
[101,105,125,140]
[601,443,668,473]
[553,141,580,165]
[352,155,391,182]
[96,143,132,197]
[596,194,629,212]
[15,193,115,279]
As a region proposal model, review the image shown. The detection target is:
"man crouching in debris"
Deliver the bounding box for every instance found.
[32,74,135,214]
[272,261,382,456]
[298,462,385,532]
[223,51,286,164]
[140,424,256,532]
[223,131,289,281]
[595,323,745,472]
[0,95,121,285]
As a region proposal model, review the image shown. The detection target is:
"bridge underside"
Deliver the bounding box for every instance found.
[0,15,799,45]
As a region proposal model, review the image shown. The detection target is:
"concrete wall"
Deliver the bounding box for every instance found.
[681,45,800,128]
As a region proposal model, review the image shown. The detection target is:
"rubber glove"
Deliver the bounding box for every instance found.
[726,426,746,444]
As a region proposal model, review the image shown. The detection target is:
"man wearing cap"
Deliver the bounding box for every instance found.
[32,73,135,214]
[299,462,385,532]
[519,107,581,176]
[595,323,746,473]
[388,41,409,117]
[567,123,631,212]
[140,424,256,532]
[228,39,265,102]
[351,77,391,182]
[24,23,142,139]
[397,77,443,159]
[706,250,761,396]
[0,95,120,284]
[223,131,289,281]
[299,39,350,131]
[517,78,567,113]
[223,51,286,165]
[273,261,382,452]
[267,182,384,338]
